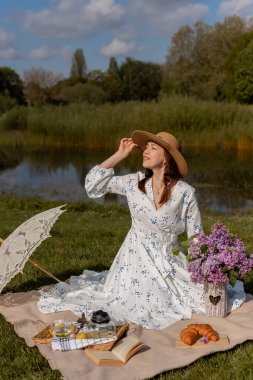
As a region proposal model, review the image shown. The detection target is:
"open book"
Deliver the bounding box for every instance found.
[84,335,145,366]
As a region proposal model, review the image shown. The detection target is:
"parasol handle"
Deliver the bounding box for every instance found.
[28,259,62,283]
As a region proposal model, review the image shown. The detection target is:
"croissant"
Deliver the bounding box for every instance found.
[188,324,218,341]
[180,327,199,346]
[180,323,219,346]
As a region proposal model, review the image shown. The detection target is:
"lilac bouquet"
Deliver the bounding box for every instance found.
[174,223,253,287]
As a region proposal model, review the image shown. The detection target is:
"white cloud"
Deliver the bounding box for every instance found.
[29,46,56,60]
[0,27,17,59]
[0,47,17,59]
[0,28,14,47]
[23,0,125,39]
[218,0,253,18]
[100,38,135,56]
[132,0,198,13]
[130,1,209,36]
[155,4,209,34]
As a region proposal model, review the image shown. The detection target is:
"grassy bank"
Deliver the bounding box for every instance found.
[0,95,253,149]
[0,197,253,379]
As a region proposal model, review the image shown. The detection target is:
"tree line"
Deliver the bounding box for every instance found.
[165,15,253,103]
[1,15,253,114]
[0,53,161,113]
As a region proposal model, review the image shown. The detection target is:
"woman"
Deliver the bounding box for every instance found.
[38,130,245,329]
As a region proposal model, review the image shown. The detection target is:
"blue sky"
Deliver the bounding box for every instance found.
[0,0,252,78]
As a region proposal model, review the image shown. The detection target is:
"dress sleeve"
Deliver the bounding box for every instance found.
[85,165,126,198]
[185,190,203,238]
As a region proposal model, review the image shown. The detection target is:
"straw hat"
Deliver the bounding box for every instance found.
[131,130,188,177]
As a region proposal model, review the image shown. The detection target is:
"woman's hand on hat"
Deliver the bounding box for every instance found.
[117,138,137,159]
[99,138,137,168]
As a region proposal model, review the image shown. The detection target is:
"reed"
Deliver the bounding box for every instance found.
[0,95,252,149]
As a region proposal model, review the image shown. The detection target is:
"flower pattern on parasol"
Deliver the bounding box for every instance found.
[0,205,66,293]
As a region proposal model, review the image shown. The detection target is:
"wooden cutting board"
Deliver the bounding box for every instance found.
[176,334,229,349]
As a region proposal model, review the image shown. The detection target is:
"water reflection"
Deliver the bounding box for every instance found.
[0,147,252,212]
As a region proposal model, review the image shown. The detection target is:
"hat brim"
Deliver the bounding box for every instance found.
[131,130,188,177]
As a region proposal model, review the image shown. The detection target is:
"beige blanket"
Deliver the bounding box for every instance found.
[1,290,253,380]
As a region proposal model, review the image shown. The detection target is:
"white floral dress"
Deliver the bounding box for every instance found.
[38,165,246,329]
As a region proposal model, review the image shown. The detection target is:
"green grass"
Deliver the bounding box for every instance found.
[0,197,253,379]
[0,95,253,149]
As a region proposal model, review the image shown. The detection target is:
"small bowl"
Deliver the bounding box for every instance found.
[91,310,110,324]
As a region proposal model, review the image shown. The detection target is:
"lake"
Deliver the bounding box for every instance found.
[0,146,252,213]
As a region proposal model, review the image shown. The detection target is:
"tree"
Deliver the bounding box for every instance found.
[56,82,107,105]
[224,30,253,100]
[164,16,248,100]
[204,15,246,100]
[165,22,218,97]
[108,57,120,78]
[103,57,123,102]
[70,48,87,78]
[86,69,106,85]
[120,58,162,101]
[23,67,63,88]
[23,67,63,105]
[0,67,26,105]
[234,40,253,103]
[50,76,86,105]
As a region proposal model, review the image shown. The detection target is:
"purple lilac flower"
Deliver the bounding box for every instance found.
[199,336,209,344]
[187,258,203,284]
[187,223,253,286]
[189,232,208,259]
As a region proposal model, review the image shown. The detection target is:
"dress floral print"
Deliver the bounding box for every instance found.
[38,165,246,329]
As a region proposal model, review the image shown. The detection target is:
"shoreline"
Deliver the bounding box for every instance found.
[0,131,253,151]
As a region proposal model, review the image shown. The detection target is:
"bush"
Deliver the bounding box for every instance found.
[0,95,17,115]
[57,83,107,105]
[1,106,28,130]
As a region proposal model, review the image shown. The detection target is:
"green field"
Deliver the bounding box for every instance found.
[0,95,253,150]
[0,197,253,379]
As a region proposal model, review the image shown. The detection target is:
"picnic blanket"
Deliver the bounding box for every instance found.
[1,289,253,380]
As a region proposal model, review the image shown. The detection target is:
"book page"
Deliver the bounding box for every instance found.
[87,349,118,361]
[112,335,141,362]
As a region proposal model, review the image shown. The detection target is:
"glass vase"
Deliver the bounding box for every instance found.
[204,281,228,317]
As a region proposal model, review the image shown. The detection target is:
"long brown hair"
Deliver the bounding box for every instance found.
[138,150,183,206]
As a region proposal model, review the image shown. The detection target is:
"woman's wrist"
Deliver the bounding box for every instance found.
[115,150,128,160]
[99,151,125,169]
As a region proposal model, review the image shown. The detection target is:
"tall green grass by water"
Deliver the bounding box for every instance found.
[0,95,253,149]
[0,197,253,379]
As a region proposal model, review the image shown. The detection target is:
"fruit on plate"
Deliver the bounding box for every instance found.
[52,323,65,330]
[76,332,88,339]
[70,325,77,334]
[55,332,68,337]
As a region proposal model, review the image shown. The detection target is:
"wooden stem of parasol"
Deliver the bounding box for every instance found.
[0,237,61,284]
[28,259,62,283]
